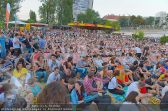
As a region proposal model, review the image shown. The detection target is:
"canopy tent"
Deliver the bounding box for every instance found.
[30,23,48,27]
[68,22,114,30]
[52,25,72,30]
[8,21,27,25]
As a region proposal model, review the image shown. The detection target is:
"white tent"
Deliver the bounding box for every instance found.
[8,21,27,25]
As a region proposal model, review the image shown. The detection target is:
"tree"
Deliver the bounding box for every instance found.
[77,9,100,24]
[105,20,120,31]
[130,15,145,27]
[39,0,73,25]
[28,10,36,23]
[145,16,154,25]
[0,21,5,29]
[160,35,168,45]
[57,0,73,25]
[111,21,120,31]
[119,16,129,27]
[0,0,23,28]
[166,14,168,28]
[132,30,144,41]
[39,0,57,24]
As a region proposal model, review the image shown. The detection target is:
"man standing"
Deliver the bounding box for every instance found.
[134,45,142,59]
[0,31,6,58]
[39,35,46,51]
[13,33,24,56]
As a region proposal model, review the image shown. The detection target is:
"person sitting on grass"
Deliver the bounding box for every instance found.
[25,78,43,104]
[70,80,99,105]
[34,56,48,83]
[108,70,125,95]
[47,67,61,85]
[83,72,103,95]
[27,78,43,97]
[11,62,31,87]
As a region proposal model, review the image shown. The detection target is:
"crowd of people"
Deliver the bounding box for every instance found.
[0,28,168,111]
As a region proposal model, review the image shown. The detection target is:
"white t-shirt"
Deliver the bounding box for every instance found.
[126,82,139,97]
[108,77,118,90]
[134,47,142,53]
[13,37,20,49]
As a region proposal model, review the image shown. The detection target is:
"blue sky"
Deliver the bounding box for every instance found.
[17,0,168,20]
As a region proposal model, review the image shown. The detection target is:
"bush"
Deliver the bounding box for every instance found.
[160,35,168,45]
[105,20,121,31]
[132,30,144,40]
[0,21,5,29]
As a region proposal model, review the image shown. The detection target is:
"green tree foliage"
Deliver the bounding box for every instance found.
[105,20,120,31]
[28,10,36,23]
[57,0,73,25]
[132,30,144,40]
[111,21,120,31]
[160,35,168,45]
[0,0,23,28]
[119,16,129,27]
[77,9,100,24]
[0,21,5,29]
[145,16,154,25]
[39,0,57,24]
[39,0,73,25]
[130,15,145,27]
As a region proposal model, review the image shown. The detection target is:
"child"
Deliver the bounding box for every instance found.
[27,78,42,97]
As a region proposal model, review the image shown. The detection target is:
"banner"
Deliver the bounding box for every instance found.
[20,27,24,32]
[26,23,30,31]
[6,3,11,30]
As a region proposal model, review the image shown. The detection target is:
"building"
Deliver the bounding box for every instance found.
[103,14,121,21]
[73,0,94,21]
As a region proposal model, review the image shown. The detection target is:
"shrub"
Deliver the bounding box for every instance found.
[0,21,5,29]
[160,35,168,45]
[132,30,144,40]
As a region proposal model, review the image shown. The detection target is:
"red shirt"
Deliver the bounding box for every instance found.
[140,80,147,94]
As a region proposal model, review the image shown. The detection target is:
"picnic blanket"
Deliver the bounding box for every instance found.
[107,86,128,103]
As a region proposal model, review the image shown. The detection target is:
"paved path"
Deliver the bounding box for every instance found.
[120,29,168,38]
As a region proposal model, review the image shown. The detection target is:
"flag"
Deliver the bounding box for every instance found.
[6,3,11,30]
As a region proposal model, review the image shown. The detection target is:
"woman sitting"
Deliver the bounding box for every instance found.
[71,81,99,104]
[25,78,43,104]
[98,62,112,89]
[11,62,31,87]
[109,56,117,71]
[108,70,125,95]
[34,56,48,83]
